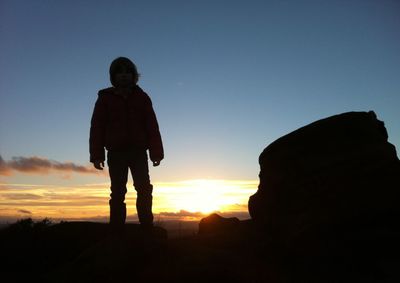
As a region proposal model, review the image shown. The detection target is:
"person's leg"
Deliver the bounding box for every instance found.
[107,151,128,230]
[128,148,153,227]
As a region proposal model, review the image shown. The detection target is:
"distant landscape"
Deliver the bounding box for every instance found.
[0,218,201,238]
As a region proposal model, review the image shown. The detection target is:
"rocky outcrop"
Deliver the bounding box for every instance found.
[198,213,240,235]
[248,111,400,279]
[249,110,399,231]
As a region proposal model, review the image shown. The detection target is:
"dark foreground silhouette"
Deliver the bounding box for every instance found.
[0,218,267,282]
[2,111,400,282]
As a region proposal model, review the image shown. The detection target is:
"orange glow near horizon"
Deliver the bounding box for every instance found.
[0,179,258,222]
[155,180,257,214]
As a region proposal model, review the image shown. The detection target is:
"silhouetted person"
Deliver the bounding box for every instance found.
[90,57,164,231]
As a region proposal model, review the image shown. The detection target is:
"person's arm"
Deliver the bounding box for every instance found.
[145,96,164,166]
[89,93,107,169]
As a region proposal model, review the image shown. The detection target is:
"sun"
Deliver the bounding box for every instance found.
[159,179,230,214]
[153,179,258,218]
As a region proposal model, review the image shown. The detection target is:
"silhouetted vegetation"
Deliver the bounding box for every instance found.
[7,217,53,232]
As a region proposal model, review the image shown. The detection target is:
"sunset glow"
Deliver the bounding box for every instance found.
[155,180,257,215]
[0,179,258,223]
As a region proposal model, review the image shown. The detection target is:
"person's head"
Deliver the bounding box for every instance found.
[109,57,139,87]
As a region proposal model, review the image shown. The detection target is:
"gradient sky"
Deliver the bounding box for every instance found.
[0,0,399,220]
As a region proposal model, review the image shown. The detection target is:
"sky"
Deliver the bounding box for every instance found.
[0,0,399,222]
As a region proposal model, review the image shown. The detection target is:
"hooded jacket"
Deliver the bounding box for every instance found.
[89,85,164,163]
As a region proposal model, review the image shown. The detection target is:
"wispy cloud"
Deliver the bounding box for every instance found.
[1,193,43,200]
[17,209,32,215]
[159,210,206,218]
[0,155,98,176]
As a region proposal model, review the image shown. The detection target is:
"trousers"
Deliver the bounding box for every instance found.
[107,147,154,226]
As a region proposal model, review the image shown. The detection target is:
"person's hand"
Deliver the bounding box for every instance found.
[93,160,104,170]
[152,160,161,167]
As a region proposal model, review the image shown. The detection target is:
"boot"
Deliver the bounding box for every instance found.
[136,185,154,227]
[109,201,126,234]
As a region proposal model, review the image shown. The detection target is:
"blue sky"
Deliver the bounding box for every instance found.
[1,0,399,184]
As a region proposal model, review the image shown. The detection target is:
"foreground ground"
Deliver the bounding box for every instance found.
[1,218,399,282]
[0,219,269,282]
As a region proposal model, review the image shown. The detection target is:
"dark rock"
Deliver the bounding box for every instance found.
[198,213,240,235]
[249,110,400,232]
[248,110,400,280]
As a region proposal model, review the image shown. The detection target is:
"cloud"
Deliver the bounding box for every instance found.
[0,155,98,176]
[2,193,43,200]
[155,210,251,222]
[159,210,207,218]
[0,156,10,175]
[17,209,32,215]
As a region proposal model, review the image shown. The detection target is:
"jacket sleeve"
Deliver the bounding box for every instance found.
[145,97,164,162]
[89,93,107,162]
